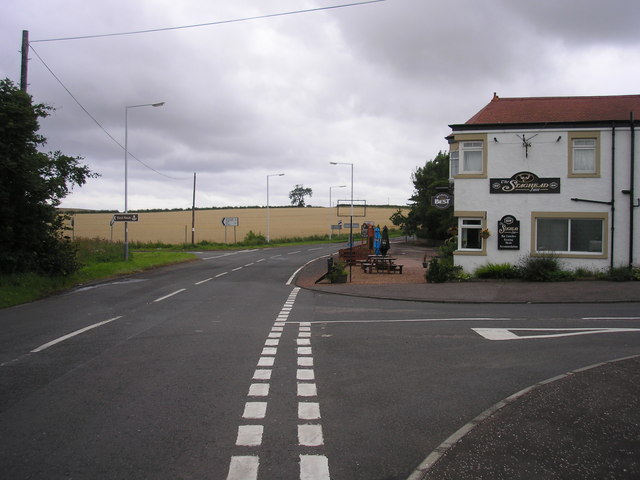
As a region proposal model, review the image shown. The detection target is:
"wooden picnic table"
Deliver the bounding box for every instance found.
[362,255,403,274]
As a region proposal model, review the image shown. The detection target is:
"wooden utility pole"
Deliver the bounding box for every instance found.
[191,172,196,244]
[20,30,29,91]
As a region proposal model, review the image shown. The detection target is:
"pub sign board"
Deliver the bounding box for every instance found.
[490,171,560,194]
[498,215,520,250]
[431,192,453,209]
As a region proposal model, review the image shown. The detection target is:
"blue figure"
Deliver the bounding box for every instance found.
[374,226,382,255]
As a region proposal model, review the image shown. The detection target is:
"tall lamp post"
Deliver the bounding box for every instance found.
[329,184,346,240]
[330,162,354,280]
[124,101,164,260]
[266,173,285,243]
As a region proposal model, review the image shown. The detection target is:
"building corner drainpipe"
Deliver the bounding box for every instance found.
[630,112,636,269]
[611,123,615,270]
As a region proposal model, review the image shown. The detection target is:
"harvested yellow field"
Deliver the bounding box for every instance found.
[67,207,406,244]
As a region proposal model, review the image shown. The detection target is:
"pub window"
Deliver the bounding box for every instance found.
[536,218,603,254]
[568,132,600,177]
[572,138,596,173]
[461,141,483,174]
[450,150,459,178]
[459,218,483,251]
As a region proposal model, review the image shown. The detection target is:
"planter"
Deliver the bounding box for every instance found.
[332,273,348,283]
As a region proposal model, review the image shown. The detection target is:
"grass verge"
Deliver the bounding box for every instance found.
[0,251,196,309]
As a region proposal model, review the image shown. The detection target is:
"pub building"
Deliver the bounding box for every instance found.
[446,93,639,274]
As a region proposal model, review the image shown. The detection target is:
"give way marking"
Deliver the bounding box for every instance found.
[473,327,640,341]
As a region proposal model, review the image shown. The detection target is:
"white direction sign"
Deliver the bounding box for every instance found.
[473,327,640,341]
[222,217,239,227]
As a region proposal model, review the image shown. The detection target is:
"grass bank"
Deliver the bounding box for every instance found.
[0,250,196,309]
[1,230,405,309]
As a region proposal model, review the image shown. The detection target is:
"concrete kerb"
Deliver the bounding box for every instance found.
[293,246,640,304]
[405,354,640,480]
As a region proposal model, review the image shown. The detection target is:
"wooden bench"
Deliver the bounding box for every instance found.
[361,260,403,274]
[361,262,374,273]
[388,264,403,274]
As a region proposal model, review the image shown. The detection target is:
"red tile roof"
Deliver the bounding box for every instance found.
[465,94,640,125]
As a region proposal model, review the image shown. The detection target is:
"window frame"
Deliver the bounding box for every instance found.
[454,211,487,256]
[450,134,487,179]
[531,212,608,259]
[449,149,459,179]
[568,131,600,178]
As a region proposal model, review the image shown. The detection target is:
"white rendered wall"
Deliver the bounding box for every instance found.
[452,126,638,274]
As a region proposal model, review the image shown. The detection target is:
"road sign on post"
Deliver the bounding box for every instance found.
[111,213,139,224]
[221,217,239,227]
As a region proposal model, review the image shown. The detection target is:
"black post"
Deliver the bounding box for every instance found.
[630,113,635,269]
[20,30,28,92]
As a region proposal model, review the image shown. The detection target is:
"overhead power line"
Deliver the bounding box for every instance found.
[25,0,386,180]
[29,44,189,181]
[31,0,386,43]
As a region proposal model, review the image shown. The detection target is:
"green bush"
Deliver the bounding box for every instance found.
[425,257,463,283]
[327,260,348,283]
[475,263,520,279]
[518,255,574,282]
[604,266,640,282]
[438,237,457,259]
[75,238,126,264]
[242,230,267,245]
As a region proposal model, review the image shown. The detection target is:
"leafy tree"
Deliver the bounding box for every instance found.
[0,78,97,275]
[289,184,313,207]
[391,151,454,241]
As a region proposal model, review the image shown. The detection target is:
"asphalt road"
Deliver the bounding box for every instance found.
[1,244,639,479]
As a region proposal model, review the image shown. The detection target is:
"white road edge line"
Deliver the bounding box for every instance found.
[154,288,187,302]
[287,255,330,286]
[31,316,123,353]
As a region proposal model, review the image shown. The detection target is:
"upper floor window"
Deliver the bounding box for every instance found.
[568,132,600,177]
[461,141,483,174]
[449,134,487,178]
[449,150,459,178]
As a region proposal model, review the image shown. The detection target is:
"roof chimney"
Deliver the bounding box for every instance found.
[493,92,499,100]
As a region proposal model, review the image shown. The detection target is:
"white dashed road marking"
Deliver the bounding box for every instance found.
[153,288,186,303]
[226,288,330,479]
[30,316,123,353]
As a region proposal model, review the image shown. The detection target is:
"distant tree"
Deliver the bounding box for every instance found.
[289,184,313,207]
[391,151,454,241]
[0,78,97,275]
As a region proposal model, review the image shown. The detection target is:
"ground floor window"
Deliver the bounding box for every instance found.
[535,214,605,255]
[459,218,483,250]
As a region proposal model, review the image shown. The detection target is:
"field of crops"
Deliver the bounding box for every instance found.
[66,206,405,244]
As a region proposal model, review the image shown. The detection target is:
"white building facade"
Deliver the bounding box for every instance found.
[448,94,640,273]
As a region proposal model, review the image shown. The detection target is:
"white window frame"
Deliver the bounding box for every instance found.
[458,217,483,252]
[460,141,483,174]
[449,150,459,179]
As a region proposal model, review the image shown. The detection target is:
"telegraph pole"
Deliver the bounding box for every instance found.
[20,30,29,91]
[191,172,196,244]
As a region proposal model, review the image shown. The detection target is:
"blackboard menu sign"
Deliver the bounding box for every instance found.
[498,215,520,250]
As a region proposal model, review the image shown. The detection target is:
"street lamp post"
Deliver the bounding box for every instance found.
[124,101,164,260]
[266,173,285,243]
[330,162,354,280]
[329,184,346,240]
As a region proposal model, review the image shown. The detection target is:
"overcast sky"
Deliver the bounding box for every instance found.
[3,0,640,211]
